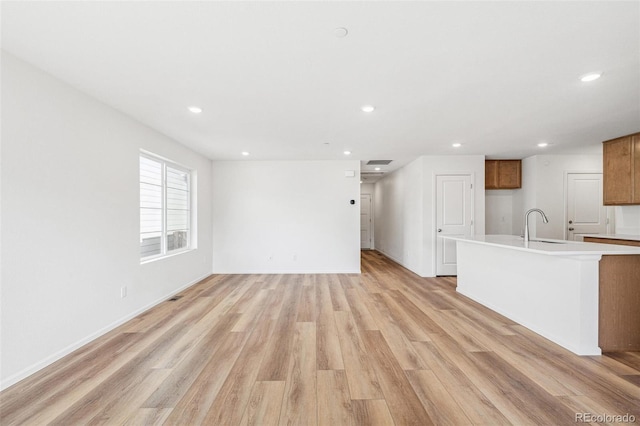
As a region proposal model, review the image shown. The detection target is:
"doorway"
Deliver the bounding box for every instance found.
[566,173,613,241]
[360,194,373,249]
[435,174,473,275]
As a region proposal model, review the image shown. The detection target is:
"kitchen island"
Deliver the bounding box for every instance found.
[443,235,640,356]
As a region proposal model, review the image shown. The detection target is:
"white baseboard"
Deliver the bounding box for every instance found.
[0,272,212,391]
[375,249,427,277]
[210,269,361,274]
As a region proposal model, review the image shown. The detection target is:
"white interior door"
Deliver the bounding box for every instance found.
[566,173,609,241]
[360,194,372,249]
[436,174,473,276]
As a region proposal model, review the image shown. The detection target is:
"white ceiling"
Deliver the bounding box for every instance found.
[2,1,639,179]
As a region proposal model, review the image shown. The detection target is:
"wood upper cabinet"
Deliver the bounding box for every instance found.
[485,160,521,189]
[635,135,640,203]
[603,132,640,205]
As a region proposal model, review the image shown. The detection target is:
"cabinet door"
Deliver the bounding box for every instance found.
[603,137,633,205]
[584,237,640,247]
[485,160,498,189]
[497,160,521,189]
[634,135,640,204]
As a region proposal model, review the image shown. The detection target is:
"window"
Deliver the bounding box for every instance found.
[140,152,192,261]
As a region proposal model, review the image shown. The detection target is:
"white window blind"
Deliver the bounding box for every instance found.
[140,153,191,261]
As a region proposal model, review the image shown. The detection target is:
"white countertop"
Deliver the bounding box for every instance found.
[582,234,640,242]
[442,234,640,256]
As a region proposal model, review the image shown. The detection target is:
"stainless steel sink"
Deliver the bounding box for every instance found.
[519,237,567,244]
[529,239,567,244]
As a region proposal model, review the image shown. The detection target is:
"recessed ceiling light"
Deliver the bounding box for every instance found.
[361,105,375,113]
[374,167,381,171]
[360,180,363,184]
[452,143,462,148]
[537,142,548,147]
[344,150,352,155]
[334,27,348,38]
[580,72,602,82]
[242,151,250,156]
[188,106,203,114]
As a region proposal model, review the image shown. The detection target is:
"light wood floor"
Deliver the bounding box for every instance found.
[1,251,639,425]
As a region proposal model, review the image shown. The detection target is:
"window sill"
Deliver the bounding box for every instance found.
[140,248,194,265]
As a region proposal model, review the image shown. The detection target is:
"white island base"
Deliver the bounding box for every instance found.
[456,241,601,355]
[446,235,640,357]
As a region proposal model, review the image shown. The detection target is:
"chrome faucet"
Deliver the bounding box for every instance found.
[524,208,549,243]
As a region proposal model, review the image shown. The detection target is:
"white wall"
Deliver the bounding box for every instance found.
[1,53,214,389]
[615,206,640,235]
[360,183,375,194]
[211,160,360,273]
[374,158,424,274]
[486,190,515,234]
[533,155,602,239]
[374,155,485,277]
[510,154,602,240]
[512,155,539,237]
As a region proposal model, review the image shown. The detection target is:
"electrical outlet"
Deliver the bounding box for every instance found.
[121,286,127,298]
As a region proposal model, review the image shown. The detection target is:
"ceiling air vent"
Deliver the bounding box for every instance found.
[366,160,393,165]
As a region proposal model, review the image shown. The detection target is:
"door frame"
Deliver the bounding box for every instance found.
[563,171,615,240]
[432,172,476,276]
[360,192,374,250]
